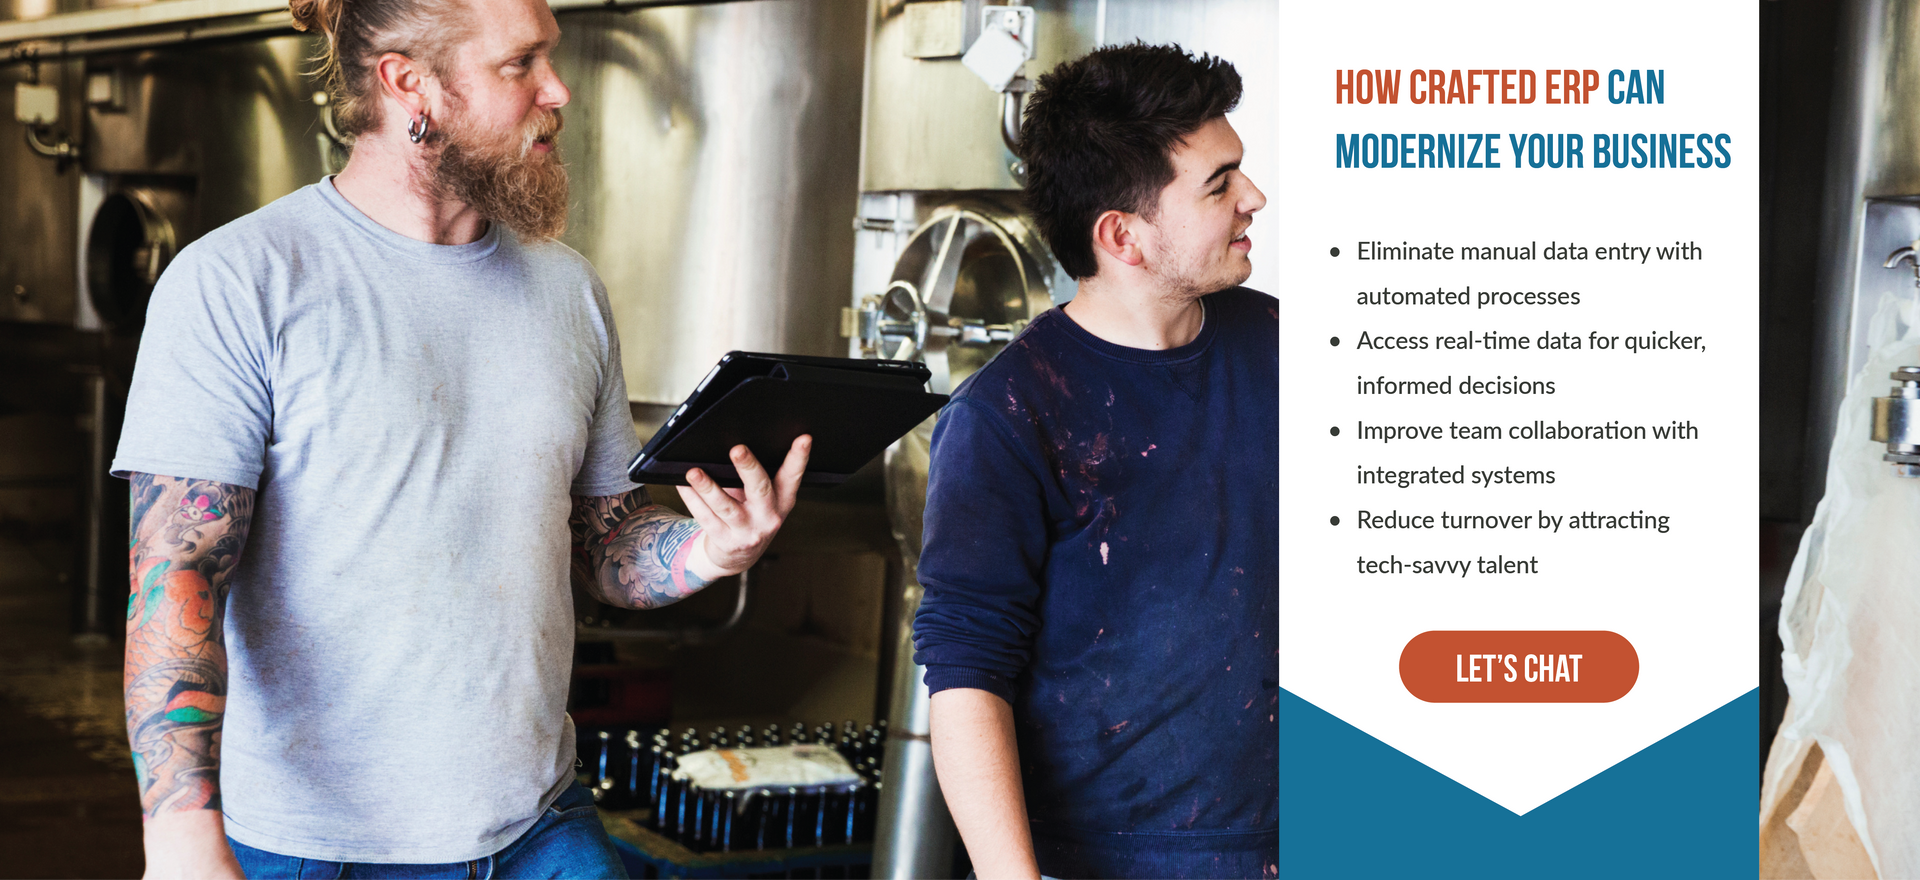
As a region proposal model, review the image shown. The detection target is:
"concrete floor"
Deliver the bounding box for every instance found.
[0,536,145,879]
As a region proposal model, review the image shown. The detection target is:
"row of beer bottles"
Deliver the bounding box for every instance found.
[582,720,889,851]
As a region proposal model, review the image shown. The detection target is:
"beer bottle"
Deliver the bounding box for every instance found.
[784,786,801,849]
[754,788,777,850]
[592,730,614,803]
[675,781,697,843]
[646,742,668,807]
[651,747,678,832]
[690,784,707,848]
[854,780,879,843]
[839,786,855,845]
[812,787,829,846]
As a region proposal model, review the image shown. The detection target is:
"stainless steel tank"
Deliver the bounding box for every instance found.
[0,57,81,324]
[7,0,868,387]
[861,0,1066,192]
[6,0,871,634]
[857,0,1277,278]
[869,195,1063,879]
[71,35,328,327]
[83,184,186,328]
[0,0,82,22]
[1811,0,1920,512]
[551,0,867,407]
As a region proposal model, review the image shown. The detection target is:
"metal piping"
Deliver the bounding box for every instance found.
[0,0,729,59]
[999,88,1023,154]
[4,11,294,59]
[869,576,957,879]
[76,370,110,646]
[576,566,751,645]
[998,80,1029,182]
[25,124,78,160]
[0,0,281,45]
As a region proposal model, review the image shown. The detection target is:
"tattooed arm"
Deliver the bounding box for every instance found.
[125,473,252,879]
[570,438,811,609]
[570,490,715,609]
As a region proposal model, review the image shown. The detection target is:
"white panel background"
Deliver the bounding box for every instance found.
[1274,1,1758,814]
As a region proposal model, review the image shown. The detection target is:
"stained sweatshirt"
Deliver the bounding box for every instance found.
[913,287,1278,879]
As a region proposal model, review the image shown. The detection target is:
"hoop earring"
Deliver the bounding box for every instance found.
[407,111,430,144]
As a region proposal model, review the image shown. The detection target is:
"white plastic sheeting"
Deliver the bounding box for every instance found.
[1771,285,1920,877]
[672,744,863,792]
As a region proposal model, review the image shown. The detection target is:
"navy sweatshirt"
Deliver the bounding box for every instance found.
[913,287,1278,879]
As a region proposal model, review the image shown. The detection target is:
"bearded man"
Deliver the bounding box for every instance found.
[111,0,807,874]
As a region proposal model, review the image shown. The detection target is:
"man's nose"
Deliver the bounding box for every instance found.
[1240,176,1268,214]
[540,67,571,110]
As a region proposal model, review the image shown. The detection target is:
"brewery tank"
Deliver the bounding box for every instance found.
[0,0,871,637]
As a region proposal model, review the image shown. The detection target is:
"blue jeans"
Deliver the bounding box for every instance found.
[228,781,627,879]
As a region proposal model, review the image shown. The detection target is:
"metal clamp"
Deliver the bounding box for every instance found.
[1871,367,1920,476]
[845,278,1024,361]
[849,280,929,361]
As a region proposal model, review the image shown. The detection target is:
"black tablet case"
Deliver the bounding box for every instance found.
[627,352,948,488]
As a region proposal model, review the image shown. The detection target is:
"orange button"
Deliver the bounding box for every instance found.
[1398,631,1637,703]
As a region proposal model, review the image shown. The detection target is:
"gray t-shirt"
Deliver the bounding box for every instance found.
[111,178,640,862]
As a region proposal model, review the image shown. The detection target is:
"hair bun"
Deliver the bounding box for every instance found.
[288,0,341,35]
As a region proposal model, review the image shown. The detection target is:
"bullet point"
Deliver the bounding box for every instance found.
[1329,246,1340,257]
[1329,515,1340,526]
[1329,336,1340,347]
[1330,426,1340,436]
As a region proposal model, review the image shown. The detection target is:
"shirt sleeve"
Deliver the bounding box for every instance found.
[569,273,642,497]
[110,244,274,489]
[911,396,1053,703]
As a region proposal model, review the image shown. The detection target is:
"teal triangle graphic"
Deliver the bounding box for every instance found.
[1280,688,1757,876]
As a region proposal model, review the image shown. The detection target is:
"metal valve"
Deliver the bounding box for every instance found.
[946,318,1020,347]
[844,282,929,361]
[1886,240,1920,287]
[843,282,1024,361]
[1871,366,1920,476]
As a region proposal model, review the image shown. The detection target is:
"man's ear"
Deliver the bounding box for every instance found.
[373,51,433,118]
[1091,209,1145,268]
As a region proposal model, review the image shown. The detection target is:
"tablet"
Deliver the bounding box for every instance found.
[626,352,948,488]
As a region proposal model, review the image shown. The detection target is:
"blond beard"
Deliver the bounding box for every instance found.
[426,104,569,242]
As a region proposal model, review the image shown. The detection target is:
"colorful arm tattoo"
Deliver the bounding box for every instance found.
[569,490,712,610]
[124,474,254,821]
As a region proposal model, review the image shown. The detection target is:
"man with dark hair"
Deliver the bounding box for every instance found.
[913,42,1276,879]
